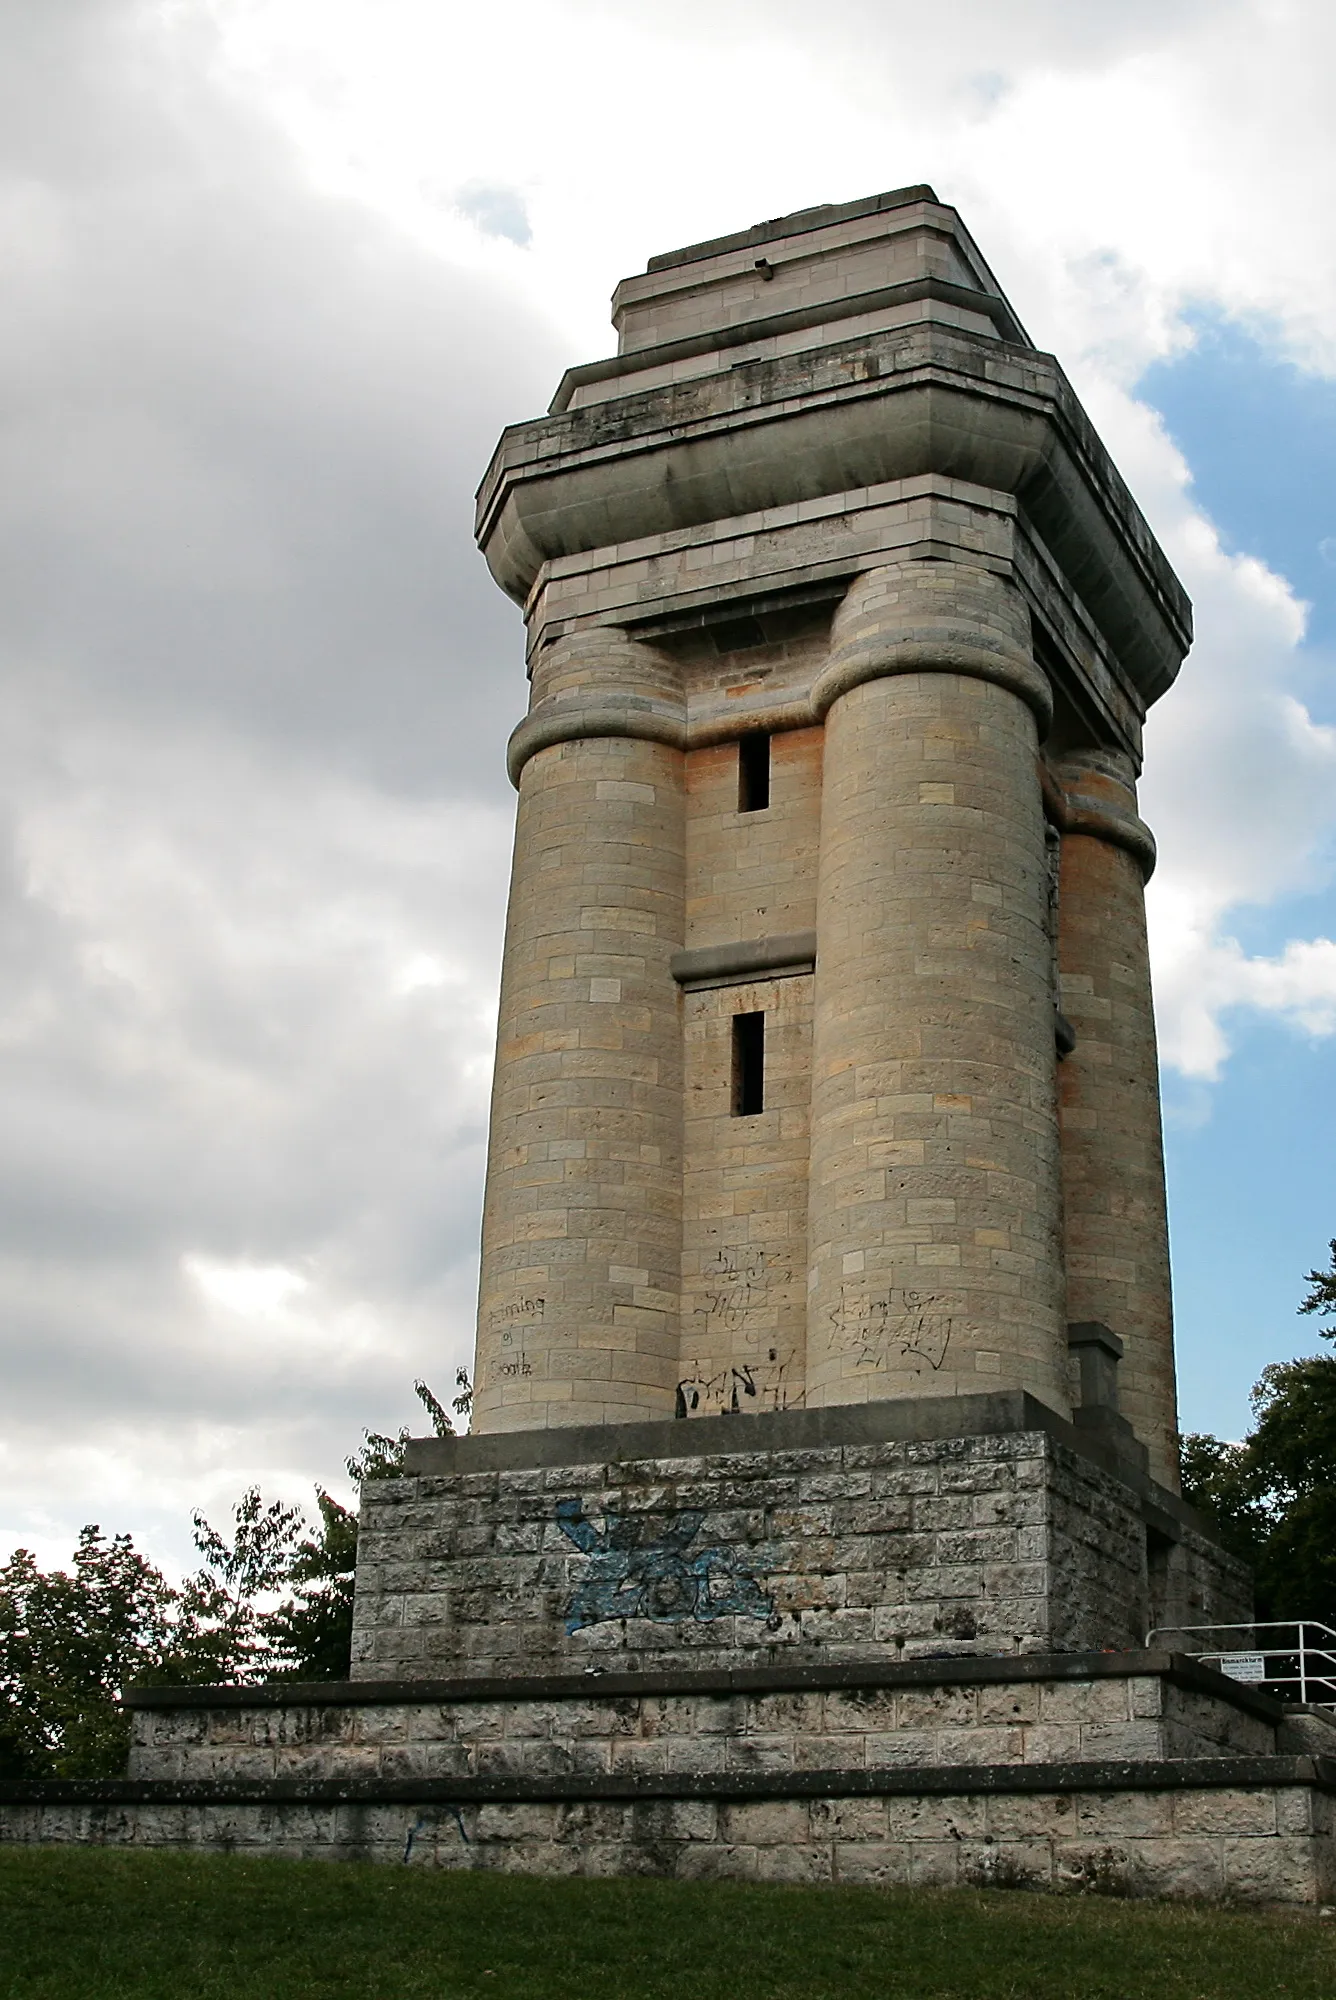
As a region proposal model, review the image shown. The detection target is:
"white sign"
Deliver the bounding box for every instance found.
[1218,1652,1267,1683]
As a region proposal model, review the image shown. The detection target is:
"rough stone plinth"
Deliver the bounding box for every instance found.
[124,1657,1291,1787]
[5,1772,1330,1901]
[6,1656,1333,1902]
[349,1402,1247,1683]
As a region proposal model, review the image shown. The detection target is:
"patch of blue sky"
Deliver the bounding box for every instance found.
[1205,868,1336,961]
[1140,311,1336,665]
[1138,317,1336,1438]
[1165,1016,1336,1440]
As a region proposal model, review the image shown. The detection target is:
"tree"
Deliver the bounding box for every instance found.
[264,1490,359,1682]
[0,1529,179,1778]
[0,1375,473,1771]
[280,1374,469,1678]
[1299,1239,1336,1328]
[343,1372,471,1484]
[1181,1248,1336,1630]
[174,1487,306,1683]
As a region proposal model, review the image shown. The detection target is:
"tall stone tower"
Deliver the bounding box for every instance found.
[342,185,1248,1685]
[125,197,1330,1904]
[471,185,1182,1490]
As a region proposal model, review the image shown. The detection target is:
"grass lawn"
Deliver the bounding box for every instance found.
[1,1848,1333,1999]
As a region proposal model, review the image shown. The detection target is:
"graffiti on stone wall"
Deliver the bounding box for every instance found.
[675,1352,802,1417]
[487,1295,545,1381]
[678,1245,803,1416]
[695,1245,792,1333]
[828,1286,955,1375]
[555,1499,774,1633]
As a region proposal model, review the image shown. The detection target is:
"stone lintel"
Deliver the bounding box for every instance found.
[670,934,816,989]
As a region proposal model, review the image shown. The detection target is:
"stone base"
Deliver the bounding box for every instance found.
[123,1655,1304,1783]
[0,1406,1276,1900]
[3,1655,1334,1903]
[351,1397,1250,1678]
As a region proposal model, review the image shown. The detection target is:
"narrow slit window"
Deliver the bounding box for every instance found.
[737,731,771,812]
[732,1011,765,1116]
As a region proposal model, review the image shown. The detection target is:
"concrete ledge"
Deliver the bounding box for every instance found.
[120,1650,1289,1730]
[406,1389,1055,1471]
[4,1756,1333,1809]
[644,185,939,276]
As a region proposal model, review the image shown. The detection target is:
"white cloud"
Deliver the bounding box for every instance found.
[184,1257,310,1317]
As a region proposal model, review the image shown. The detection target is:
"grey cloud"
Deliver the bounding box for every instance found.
[0,1,557,1563]
[0,3,562,799]
[570,0,1241,88]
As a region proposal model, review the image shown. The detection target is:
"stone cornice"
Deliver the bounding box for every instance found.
[477,321,1190,709]
[550,274,1029,412]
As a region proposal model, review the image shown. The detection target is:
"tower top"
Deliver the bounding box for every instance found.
[612,185,1029,357]
[478,189,1191,721]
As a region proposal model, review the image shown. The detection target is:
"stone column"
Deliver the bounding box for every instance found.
[1055,749,1178,1489]
[471,629,686,1433]
[805,562,1067,1412]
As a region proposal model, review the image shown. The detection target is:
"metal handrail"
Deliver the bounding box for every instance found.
[1145,1619,1336,1709]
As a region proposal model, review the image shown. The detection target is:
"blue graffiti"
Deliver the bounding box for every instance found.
[555,1499,774,1634]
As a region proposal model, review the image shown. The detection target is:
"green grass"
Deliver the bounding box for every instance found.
[0,1849,1333,1999]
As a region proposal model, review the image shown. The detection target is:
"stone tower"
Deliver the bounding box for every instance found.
[116,196,1330,1904]
[339,188,1247,1689]
[471,185,1183,1491]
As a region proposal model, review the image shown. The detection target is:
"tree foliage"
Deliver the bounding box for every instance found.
[1181,1246,1336,1629]
[264,1489,359,1683]
[1298,1237,1336,1326]
[0,1529,179,1778]
[0,1376,469,1777]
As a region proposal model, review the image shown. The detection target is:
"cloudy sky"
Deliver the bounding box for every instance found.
[4,0,1335,1571]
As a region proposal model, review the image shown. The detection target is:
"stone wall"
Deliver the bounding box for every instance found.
[5,1767,1331,1904]
[124,1662,1283,1788]
[11,1652,1330,1901]
[350,1404,1249,1682]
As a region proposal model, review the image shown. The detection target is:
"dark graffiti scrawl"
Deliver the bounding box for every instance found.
[555,1500,774,1634]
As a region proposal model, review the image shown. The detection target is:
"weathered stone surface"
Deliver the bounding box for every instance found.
[6,1768,1332,1904]
[351,1420,1247,1679]
[10,1646,1335,1904]
[123,1654,1294,1790]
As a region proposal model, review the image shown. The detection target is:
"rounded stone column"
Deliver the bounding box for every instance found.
[472,629,686,1433]
[1055,749,1178,1489]
[805,562,1067,1412]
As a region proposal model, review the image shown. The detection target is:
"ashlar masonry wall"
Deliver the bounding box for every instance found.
[10,1655,1330,1902]
[348,1407,1248,1684]
[678,711,823,1420]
